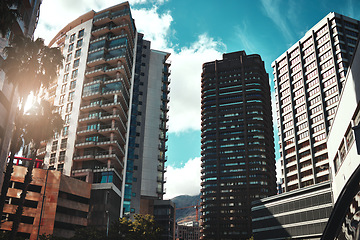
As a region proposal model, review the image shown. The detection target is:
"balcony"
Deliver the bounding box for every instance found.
[160,114,169,122]
[157,176,166,183]
[100,110,127,123]
[158,144,168,151]
[87,56,106,68]
[91,25,110,37]
[161,95,170,103]
[85,67,106,78]
[157,165,167,172]
[75,140,97,149]
[156,187,166,194]
[73,155,95,161]
[95,151,124,169]
[80,102,101,112]
[161,85,170,93]
[158,155,168,162]
[78,114,99,123]
[159,123,169,131]
[76,128,98,136]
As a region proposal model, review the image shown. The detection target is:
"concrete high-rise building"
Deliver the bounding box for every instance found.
[40,2,170,228]
[0,0,42,188]
[123,33,170,216]
[273,12,360,192]
[200,51,276,239]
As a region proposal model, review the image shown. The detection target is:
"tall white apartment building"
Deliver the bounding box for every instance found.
[39,2,171,228]
[272,12,360,192]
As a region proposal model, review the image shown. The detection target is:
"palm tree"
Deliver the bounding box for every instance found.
[9,100,63,240]
[0,106,26,221]
[0,0,21,38]
[0,36,63,222]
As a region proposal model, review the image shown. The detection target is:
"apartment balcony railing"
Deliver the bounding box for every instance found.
[158,144,168,151]
[160,114,169,122]
[157,176,167,183]
[157,165,167,172]
[156,187,166,194]
[158,155,168,162]
[160,105,169,112]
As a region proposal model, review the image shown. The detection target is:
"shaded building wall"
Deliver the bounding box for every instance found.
[252,182,332,240]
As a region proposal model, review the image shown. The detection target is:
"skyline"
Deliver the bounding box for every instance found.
[33,0,360,199]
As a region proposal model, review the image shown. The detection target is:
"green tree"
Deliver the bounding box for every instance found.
[108,214,162,240]
[70,214,162,240]
[0,34,63,224]
[9,100,63,240]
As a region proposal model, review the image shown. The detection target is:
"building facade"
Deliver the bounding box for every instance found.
[177,221,201,240]
[123,33,170,217]
[0,0,42,188]
[0,160,91,240]
[252,181,332,240]
[273,12,360,192]
[41,2,170,227]
[326,39,360,202]
[200,51,276,239]
[322,39,360,240]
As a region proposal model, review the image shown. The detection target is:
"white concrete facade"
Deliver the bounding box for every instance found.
[327,42,360,202]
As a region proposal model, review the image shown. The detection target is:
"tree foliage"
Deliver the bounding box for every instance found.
[2,35,63,98]
[9,100,63,240]
[71,214,162,240]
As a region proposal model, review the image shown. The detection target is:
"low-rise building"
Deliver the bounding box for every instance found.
[0,157,91,239]
[252,181,332,239]
[177,221,200,240]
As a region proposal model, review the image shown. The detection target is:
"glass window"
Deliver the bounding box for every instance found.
[64,63,70,72]
[50,153,56,164]
[68,91,74,101]
[60,138,67,149]
[71,69,78,79]
[64,114,71,124]
[66,53,72,62]
[59,95,65,104]
[70,33,75,43]
[76,39,83,48]
[68,43,74,52]
[66,103,73,113]
[63,73,68,83]
[59,151,66,161]
[52,140,58,151]
[62,126,68,136]
[61,84,67,94]
[78,29,84,38]
[70,80,76,90]
[73,59,80,68]
[75,49,81,58]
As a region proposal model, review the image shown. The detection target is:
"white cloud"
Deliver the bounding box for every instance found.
[164,157,201,199]
[168,34,224,133]
[260,0,294,44]
[132,7,173,50]
[235,21,256,53]
[34,0,168,44]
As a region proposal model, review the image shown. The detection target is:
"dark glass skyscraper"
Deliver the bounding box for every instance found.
[200,51,276,239]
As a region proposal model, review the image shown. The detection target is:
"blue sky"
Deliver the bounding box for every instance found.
[35,0,360,198]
